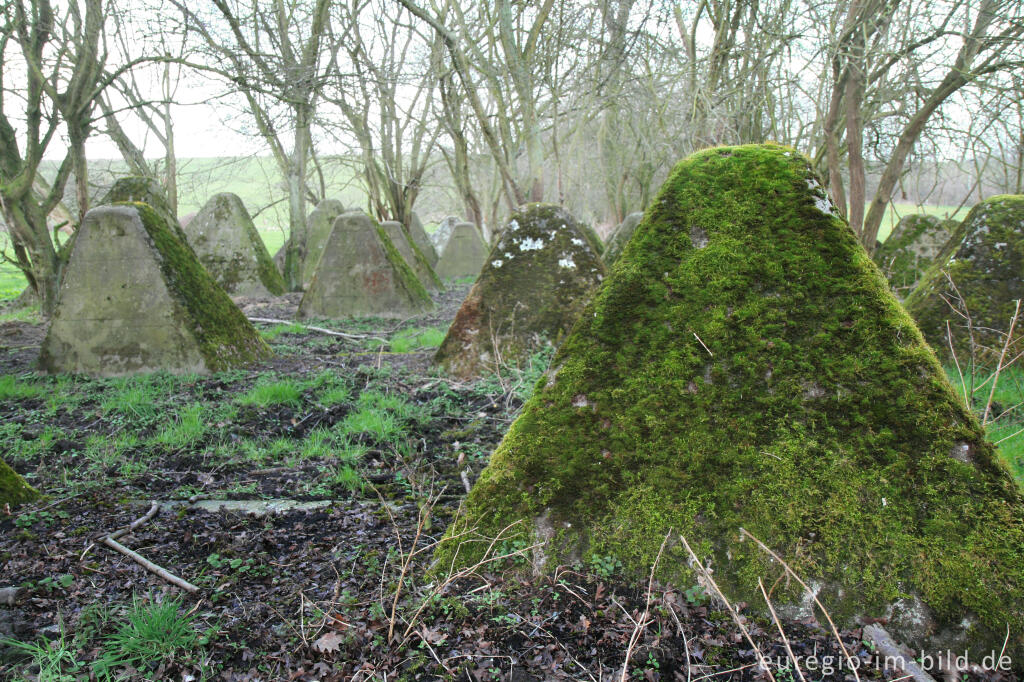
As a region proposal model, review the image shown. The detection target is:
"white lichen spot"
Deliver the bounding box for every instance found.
[518,237,544,251]
[571,238,584,246]
[492,259,504,268]
[558,256,576,269]
[572,394,589,408]
[995,242,1007,249]
[806,177,837,216]
[508,219,520,232]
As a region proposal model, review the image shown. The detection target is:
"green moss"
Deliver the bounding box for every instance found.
[436,145,1024,658]
[102,176,180,236]
[905,195,1024,364]
[0,455,38,506]
[127,202,272,370]
[434,203,606,379]
[873,214,956,298]
[376,225,433,307]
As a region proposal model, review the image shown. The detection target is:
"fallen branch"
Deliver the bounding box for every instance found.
[862,624,937,682]
[247,316,384,342]
[98,501,199,594]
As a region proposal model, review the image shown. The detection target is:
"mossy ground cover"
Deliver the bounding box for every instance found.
[0,284,935,681]
[436,145,1024,658]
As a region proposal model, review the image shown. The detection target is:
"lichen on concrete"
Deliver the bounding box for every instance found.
[435,144,1024,660]
[873,213,956,298]
[0,455,38,506]
[297,212,434,320]
[182,192,285,297]
[39,203,271,375]
[905,195,1024,363]
[433,204,606,379]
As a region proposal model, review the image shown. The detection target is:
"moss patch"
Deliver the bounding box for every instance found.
[873,214,956,298]
[434,204,606,379]
[436,145,1024,658]
[102,176,180,236]
[0,455,38,506]
[905,195,1024,364]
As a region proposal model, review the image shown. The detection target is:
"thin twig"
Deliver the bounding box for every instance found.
[947,320,969,410]
[98,501,199,593]
[247,316,383,342]
[620,531,672,682]
[101,537,199,593]
[757,578,806,682]
[678,533,775,681]
[983,299,1021,425]
[739,528,859,682]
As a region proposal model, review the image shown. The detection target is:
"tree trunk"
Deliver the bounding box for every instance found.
[284,104,311,291]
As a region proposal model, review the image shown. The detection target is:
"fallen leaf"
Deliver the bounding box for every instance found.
[312,630,345,654]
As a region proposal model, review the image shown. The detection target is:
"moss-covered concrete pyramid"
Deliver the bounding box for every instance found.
[39,204,271,376]
[182,193,285,297]
[102,176,179,231]
[905,195,1024,362]
[438,145,1024,658]
[602,212,643,265]
[434,204,606,379]
[435,222,487,280]
[873,213,956,298]
[380,220,444,293]
[297,212,434,320]
[407,212,439,267]
[0,455,38,506]
[274,199,345,287]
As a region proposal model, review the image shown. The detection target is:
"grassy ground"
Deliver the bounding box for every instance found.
[0,288,895,681]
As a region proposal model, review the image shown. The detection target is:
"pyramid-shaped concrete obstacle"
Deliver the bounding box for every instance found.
[434,204,606,379]
[1,455,38,506]
[297,212,434,320]
[873,213,956,297]
[102,176,179,231]
[906,195,1024,362]
[432,215,461,254]
[274,199,345,286]
[380,220,444,293]
[182,193,285,297]
[39,204,271,376]
[602,212,643,265]
[435,222,487,280]
[436,145,1024,659]
[407,212,439,267]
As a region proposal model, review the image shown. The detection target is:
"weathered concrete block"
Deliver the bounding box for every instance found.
[39,204,270,376]
[182,193,285,297]
[297,212,434,320]
[435,222,488,280]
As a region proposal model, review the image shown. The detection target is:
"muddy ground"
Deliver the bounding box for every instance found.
[0,286,1012,681]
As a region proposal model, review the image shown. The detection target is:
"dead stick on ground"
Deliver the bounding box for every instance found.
[862,624,937,682]
[246,316,384,343]
[98,501,200,594]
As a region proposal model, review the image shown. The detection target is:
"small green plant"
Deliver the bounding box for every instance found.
[2,625,84,681]
[298,428,333,460]
[588,554,622,579]
[387,327,447,353]
[327,464,362,492]
[684,583,707,606]
[338,405,402,443]
[153,403,207,448]
[0,374,45,401]
[92,595,202,678]
[101,379,160,420]
[259,322,306,341]
[318,384,352,407]
[237,377,304,407]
